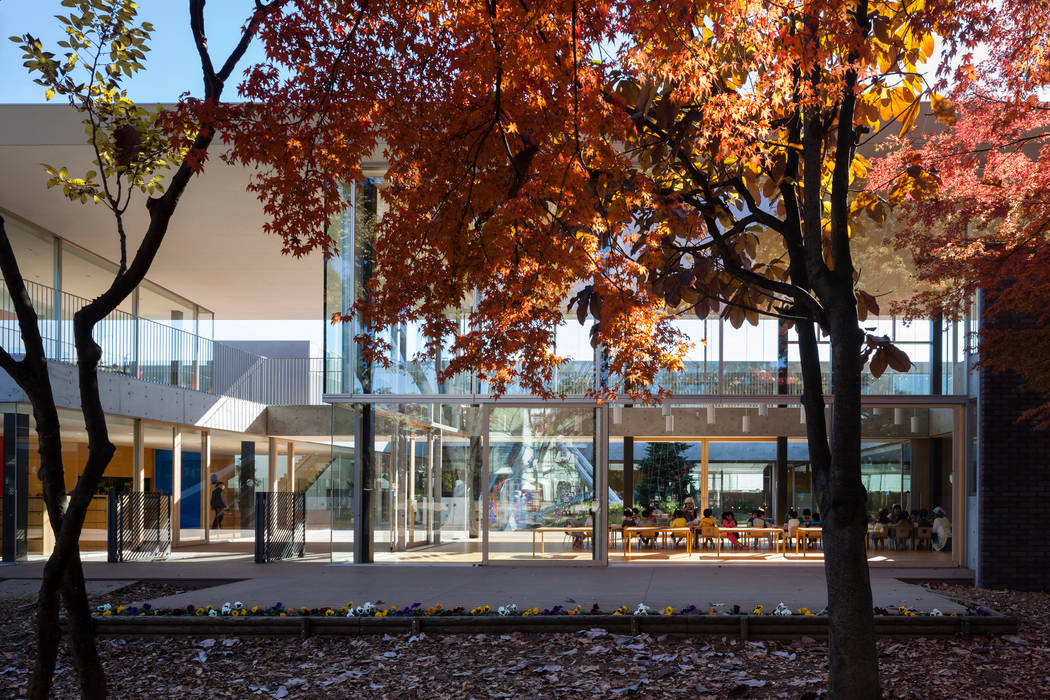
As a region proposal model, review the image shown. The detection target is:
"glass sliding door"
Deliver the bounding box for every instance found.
[486,406,598,562]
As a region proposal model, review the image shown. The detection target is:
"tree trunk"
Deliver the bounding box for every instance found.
[61,553,106,698]
[823,303,880,699]
[28,559,62,700]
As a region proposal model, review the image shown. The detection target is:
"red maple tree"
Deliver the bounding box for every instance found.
[178,2,960,697]
[872,0,1050,426]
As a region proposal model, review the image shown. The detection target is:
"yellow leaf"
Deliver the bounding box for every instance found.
[920,32,935,59]
[45,87,55,100]
[897,100,920,138]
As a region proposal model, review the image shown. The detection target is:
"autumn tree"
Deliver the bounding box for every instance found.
[2,1,288,696]
[872,0,1050,426]
[200,2,959,696]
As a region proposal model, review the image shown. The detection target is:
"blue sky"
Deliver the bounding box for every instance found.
[0,1,268,103]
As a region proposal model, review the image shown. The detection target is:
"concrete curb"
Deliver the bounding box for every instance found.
[88,614,1018,640]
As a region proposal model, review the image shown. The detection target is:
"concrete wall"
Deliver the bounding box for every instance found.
[218,340,313,358]
[1,361,268,434]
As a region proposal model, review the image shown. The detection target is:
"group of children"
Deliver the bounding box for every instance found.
[620,502,824,551]
[873,503,952,551]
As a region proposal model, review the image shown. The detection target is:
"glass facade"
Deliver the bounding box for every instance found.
[310,181,972,565]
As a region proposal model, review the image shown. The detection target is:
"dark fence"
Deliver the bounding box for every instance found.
[254,492,306,563]
[107,492,172,563]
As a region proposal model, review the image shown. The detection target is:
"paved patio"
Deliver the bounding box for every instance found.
[1,552,973,614]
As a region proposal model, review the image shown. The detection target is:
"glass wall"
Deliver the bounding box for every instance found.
[487,406,597,562]
[23,409,134,555]
[208,430,252,539]
[706,442,776,521]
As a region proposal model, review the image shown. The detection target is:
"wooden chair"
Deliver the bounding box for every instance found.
[805,528,822,550]
[870,524,889,550]
[700,525,718,550]
[893,522,913,551]
[915,526,932,551]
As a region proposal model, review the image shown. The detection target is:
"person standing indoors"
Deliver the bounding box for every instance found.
[210,481,229,530]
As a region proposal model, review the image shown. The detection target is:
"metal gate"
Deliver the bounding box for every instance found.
[254,492,306,562]
[107,492,172,562]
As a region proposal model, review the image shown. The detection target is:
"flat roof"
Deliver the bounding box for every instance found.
[0,104,384,320]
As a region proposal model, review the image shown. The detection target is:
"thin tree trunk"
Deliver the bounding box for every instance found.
[62,553,106,698]
[28,559,63,700]
[824,303,880,699]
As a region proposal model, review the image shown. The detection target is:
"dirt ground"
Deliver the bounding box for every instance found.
[0,581,1047,698]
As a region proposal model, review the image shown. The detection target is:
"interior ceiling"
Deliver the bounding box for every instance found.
[0,105,326,320]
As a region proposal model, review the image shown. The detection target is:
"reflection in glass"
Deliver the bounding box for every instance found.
[487,406,597,562]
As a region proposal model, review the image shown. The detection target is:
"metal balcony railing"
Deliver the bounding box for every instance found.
[1,278,325,405]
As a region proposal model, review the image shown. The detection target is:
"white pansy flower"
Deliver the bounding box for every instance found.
[634,603,651,616]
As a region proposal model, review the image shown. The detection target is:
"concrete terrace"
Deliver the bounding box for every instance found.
[0,556,974,615]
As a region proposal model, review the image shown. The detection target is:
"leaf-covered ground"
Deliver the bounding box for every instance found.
[0,581,1047,698]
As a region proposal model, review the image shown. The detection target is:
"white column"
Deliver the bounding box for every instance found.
[287,441,296,493]
[268,436,279,492]
[132,419,145,492]
[201,431,211,543]
[172,427,182,544]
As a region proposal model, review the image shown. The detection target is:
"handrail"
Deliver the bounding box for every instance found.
[0,278,325,405]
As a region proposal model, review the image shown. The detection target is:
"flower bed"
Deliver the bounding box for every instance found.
[89,600,995,619]
[84,600,1017,640]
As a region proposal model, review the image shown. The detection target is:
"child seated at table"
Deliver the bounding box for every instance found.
[669,508,687,547]
[750,508,768,528]
[693,508,716,549]
[698,508,716,529]
[621,508,638,527]
[722,511,743,549]
[915,509,932,529]
[785,508,800,546]
[802,508,812,525]
[639,507,658,547]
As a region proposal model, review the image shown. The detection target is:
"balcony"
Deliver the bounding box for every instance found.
[1,279,325,406]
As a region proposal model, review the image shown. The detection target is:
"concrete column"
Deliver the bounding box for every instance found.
[201,432,211,542]
[132,419,145,492]
[287,441,296,493]
[700,440,709,512]
[172,427,182,544]
[268,436,279,492]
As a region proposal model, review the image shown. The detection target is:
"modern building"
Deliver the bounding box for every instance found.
[0,105,1043,591]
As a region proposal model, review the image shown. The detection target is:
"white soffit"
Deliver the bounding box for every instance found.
[0,104,333,320]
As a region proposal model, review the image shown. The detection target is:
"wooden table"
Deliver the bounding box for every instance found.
[715,527,785,559]
[622,526,693,559]
[795,526,824,556]
[531,526,593,556]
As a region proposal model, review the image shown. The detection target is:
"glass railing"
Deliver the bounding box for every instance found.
[1,278,325,405]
